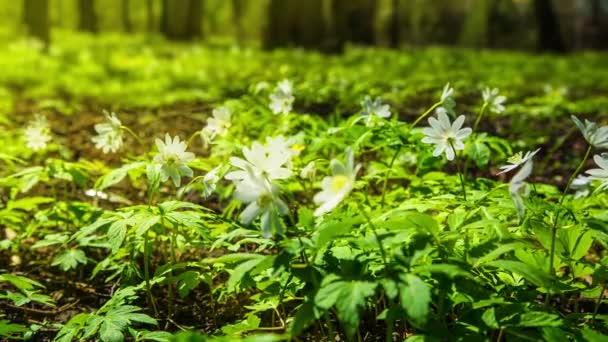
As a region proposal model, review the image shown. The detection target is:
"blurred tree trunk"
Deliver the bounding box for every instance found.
[264,0,291,49]
[231,0,245,43]
[331,0,377,49]
[146,0,155,32]
[264,0,327,50]
[161,0,203,40]
[293,0,326,49]
[122,0,133,33]
[533,0,565,51]
[23,0,50,47]
[78,0,98,33]
[460,0,490,47]
[388,0,401,47]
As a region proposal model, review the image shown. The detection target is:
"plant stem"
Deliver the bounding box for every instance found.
[473,102,488,132]
[594,284,606,320]
[121,125,145,145]
[380,145,402,208]
[186,130,201,148]
[450,141,467,201]
[143,233,158,316]
[545,214,560,306]
[359,204,389,268]
[559,144,592,204]
[410,101,442,128]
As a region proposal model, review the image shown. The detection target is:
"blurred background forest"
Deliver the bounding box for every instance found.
[6,0,608,53]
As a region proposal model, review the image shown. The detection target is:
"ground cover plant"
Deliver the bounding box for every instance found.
[2,32,608,341]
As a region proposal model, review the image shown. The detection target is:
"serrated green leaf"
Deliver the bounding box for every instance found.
[52,249,87,271]
[99,320,124,342]
[399,274,430,327]
[315,275,376,340]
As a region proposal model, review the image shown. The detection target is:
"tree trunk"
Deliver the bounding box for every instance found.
[78,0,98,33]
[264,0,328,51]
[122,0,133,33]
[459,0,490,47]
[331,0,377,50]
[388,0,401,47]
[161,0,203,40]
[264,0,294,49]
[231,0,245,43]
[23,0,50,47]
[293,0,326,49]
[146,0,155,32]
[533,0,565,51]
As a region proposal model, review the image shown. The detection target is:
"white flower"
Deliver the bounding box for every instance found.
[92,111,124,153]
[201,106,231,144]
[153,134,195,187]
[510,159,533,220]
[225,138,293,183]
[421,109,472,161]
[276,79,293,94]
[300,161,316,180]
[482,87,506,113]
[232,164,288,237]
[269,79,294,115]
[571,174,591,198]
[441,83,454,102]
[572,115,608,149]
[24,114,52,151]
[85,189,109,200]
[313,148,360,216]
[360,96,391,126]
[585,154,608,191]
[497,148,541,175]
[201,166,221,198]
[440,83,456,111]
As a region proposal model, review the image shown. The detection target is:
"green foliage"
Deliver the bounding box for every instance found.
[0,32,607,341]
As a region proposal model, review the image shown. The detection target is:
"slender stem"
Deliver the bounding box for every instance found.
[143,233,158,316]
[359,204,389,268]
[121,125,145,145]
[473,102,488,132]
[186,130,201,148]
[380,145,402,208]
[545,214,560,306]
[449,141,467,201]
[497,328,504,342]
[559,144,592,204]
[410,101,442,128]
[594,284,606,320]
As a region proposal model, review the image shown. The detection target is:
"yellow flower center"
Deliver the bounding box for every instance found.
[507,152,523,164]
[331,175,349,193]
[291,144,305,153]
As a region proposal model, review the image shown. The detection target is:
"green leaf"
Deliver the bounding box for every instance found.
[52,249,87,271]
[467,140,491,167]
[315,275,377,340]
[0,320,29,339]
[140,330,173,342]
[486,260,554,289]
[107,220,128,254]
[0,274,45,291]
[414,264,472,278]
[220,313,261,336]
[134,214,160,237]
[176,271,200,298]
[96,162,145,191]
[226,255,267,292]
[314,217,360,247]
[473,242,526,267]
[399,274,430,327]
[99,320,124,342]
[581,327,608,341]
